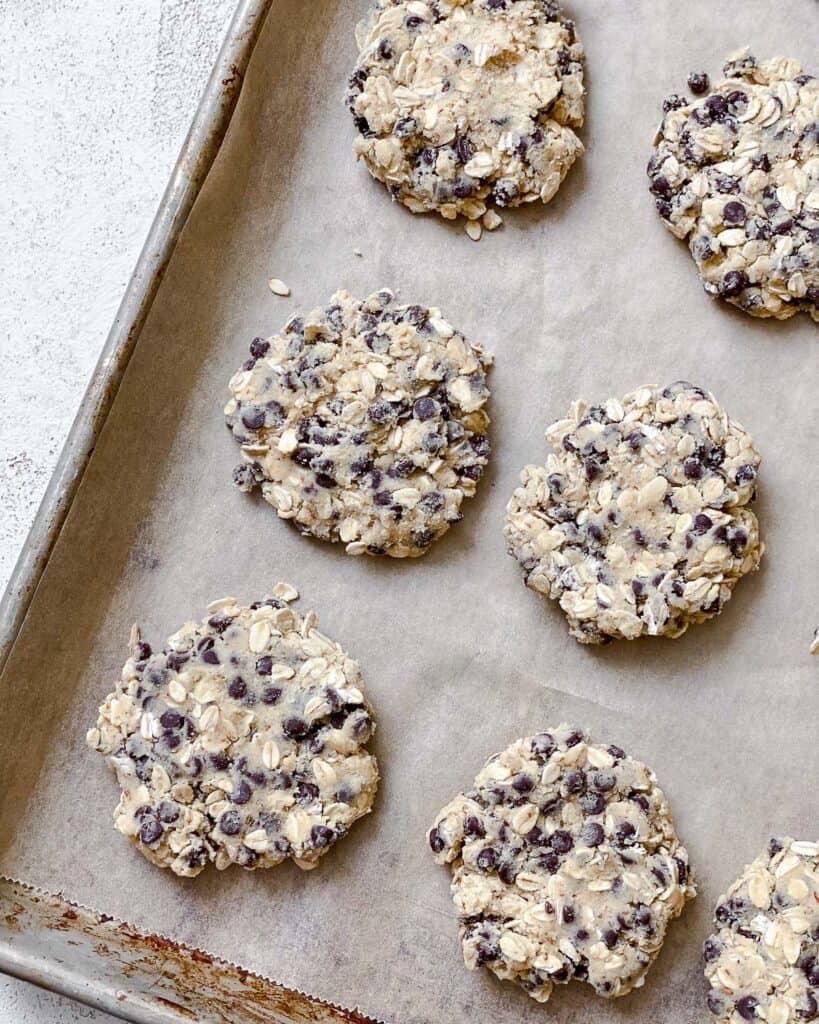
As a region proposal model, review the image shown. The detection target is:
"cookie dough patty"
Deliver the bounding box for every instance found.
[704,838,819,1023]
[648,49,818,321]
[504,382,763,644]
[87,587,378,877]
[428,724,695,1003]
[226,289,492,557]
[347,0,584,225]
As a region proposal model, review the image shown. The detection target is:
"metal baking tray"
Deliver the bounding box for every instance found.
[0,1,816,1023]
[0,2,321,1020]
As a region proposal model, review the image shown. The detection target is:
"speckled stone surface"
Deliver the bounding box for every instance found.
[0,1,235,1019]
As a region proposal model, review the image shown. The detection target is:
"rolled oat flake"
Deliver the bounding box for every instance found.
[87,588,378,877]
[703,837,819,1023]
[504,382,764,644]
[347,0,585,230]
[225,288,492,557]
[649,49,818,321]
[428,724,696,1003]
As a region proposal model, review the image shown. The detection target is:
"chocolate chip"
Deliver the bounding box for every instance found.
[476,847,497,871]
[565,770,586,794]
[512,773,535,794]
[228,677,247,699]
[720,269,749,298]
[413,396,438,420]
[232,781,252,805]
[550,830,573,854]
[310,824,334,848]
[283,717,309,739]
[723,200,747,225]
[688,71,710,94]
[139,820,163,845]
[736,996,759,1020]
[580,822,605,847]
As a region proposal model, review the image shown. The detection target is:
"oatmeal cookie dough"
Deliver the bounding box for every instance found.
[225,289,492,557]
[347,0,585,234]
[87,587,378,877]
[428,724,695,1004]
[504,382,763,644]
[704,838,819,1023]
[648,49,818,321]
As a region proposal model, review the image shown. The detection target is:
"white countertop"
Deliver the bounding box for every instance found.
[0,1,235,1019]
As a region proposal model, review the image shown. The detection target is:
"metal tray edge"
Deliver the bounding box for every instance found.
[0,0,273,676]
[0,876,377,1024]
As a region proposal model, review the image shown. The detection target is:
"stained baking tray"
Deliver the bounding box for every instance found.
[0,1,817,1023]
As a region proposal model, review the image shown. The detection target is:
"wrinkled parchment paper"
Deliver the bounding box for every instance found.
[1,2,817,1021]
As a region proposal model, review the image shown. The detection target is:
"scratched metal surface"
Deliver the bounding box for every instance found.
[0,879,367,1024]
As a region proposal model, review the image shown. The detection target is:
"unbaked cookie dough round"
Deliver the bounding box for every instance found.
[347,0,585,235]
[427,724,696,1003]
[704,837,819,1023]
[87,587,378,877]
[504,382,763,644]
[225,289,492,557]
[648,49,818,321]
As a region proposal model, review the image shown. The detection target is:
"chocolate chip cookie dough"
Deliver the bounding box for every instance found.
[347,0,585,237]
[428,725,695,1004]
[87,587,378,877]
[704,838,819,1023]
[505,382,763,644]
[226,289,492,557]
[648,49,818,321]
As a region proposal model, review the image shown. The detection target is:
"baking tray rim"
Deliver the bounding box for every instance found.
[0,2,321,1021]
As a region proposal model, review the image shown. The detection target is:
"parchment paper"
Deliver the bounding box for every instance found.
[1,2,817,1021]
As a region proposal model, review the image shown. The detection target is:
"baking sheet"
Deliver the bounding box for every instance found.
[1,1,817,1022]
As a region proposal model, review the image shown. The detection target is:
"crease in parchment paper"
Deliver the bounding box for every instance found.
[0,1,816,1023]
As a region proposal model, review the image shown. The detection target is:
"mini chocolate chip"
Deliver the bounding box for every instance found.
[688,71,710,94]
[723,200,746,224]
[311,824,334,847]
[512,773,535,794]
[228,677,247,699]
[581,822,605,847]
[232,781,252,805]
[565,770,586,794]
[539,851,560,873]
[476,847,496,871]
[134,641,152,661]
[413,396,438,420]
[720,269,749,298]
[139,820,163,845]
[158,801,179,824]
[282,717,309,739]
[465,815,485,838]
[159,709,183,729]
[736,996,759,1020]
[584,789,608,814]
[703,937,722,962]
[550,829,573,854]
